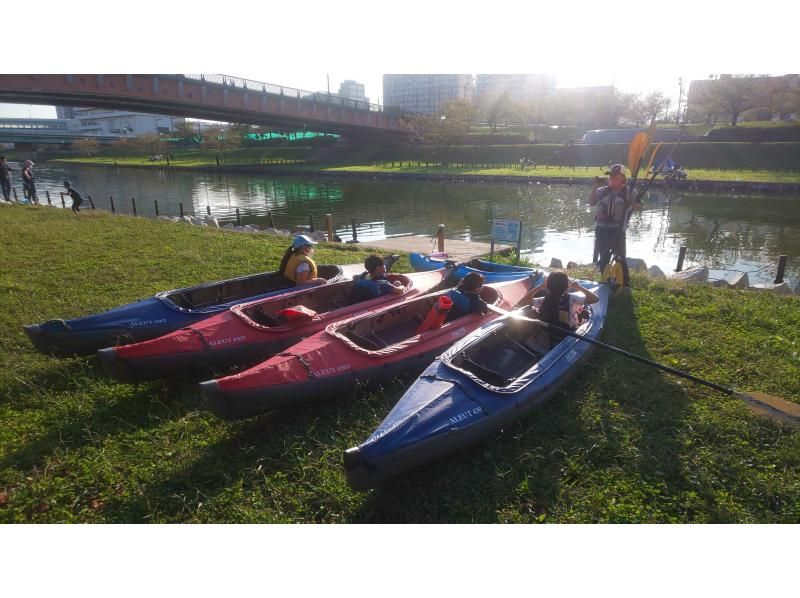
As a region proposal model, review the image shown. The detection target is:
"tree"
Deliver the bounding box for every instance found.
[479,92,512,133]
[73,138,100,156]
[132,132,163,156]
[639,91,670,123]
[400,100,473,165]
[201,125,243,161]
[174,120,200,141]
[694,75,770,126]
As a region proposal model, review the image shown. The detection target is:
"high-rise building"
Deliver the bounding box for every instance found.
[476,74,556,104]
[383,74,474,114]
[338,80,369,104]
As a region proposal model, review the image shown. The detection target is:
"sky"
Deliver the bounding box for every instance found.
[1,0,796,120]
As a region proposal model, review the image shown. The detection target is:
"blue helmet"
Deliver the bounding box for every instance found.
[292,234,317,250]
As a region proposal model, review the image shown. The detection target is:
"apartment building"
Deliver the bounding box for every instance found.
[383,74,474,114]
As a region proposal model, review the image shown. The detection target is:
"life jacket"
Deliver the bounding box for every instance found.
[350,272,387,303]
[602,258,625,295]
[595,186,627,227]
[283,254,318,283]
[533,292,585,329]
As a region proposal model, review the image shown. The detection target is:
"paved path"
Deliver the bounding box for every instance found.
[354,233,511,262]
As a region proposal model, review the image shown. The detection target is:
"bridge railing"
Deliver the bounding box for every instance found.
[184,74,384,113]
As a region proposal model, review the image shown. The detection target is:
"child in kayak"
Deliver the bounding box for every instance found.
[349,254,405,303]
[518,271,599,330]
[279,234,327,286]
[63,180,84,214]
[445,272,488,322]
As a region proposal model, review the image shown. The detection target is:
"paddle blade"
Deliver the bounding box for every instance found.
[644,142,663,176]
[645,118,657,147]
[734,391,800,427]
[627,132,648,177]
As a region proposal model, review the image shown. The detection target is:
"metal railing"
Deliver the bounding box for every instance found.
[184,74,383,113]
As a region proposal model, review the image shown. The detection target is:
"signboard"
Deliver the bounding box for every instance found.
[492,218,521,243]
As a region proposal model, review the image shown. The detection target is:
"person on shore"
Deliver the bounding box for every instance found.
[279,234,327,286]
[21,160,37,204]
[0,156,15,202]
[445,272,488,322]
[63,180,84,214]
[349,254,405,303]
[588,164,641,288]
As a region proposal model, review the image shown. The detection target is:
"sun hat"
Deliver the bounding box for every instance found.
[292,234,317,250]
[604,164,626,177]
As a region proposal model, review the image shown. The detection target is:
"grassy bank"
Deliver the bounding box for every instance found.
[48,155,800,184]
[325,164,800,184]
[1,206,798,523]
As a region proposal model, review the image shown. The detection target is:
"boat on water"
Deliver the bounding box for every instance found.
[24,263,362,357]
[409,252,538,282]
[343,280,610,491]
[200,275,540,420]
[97,267,450,383]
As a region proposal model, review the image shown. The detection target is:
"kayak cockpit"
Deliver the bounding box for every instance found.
[158,265,343,313]
[330,286,501,354]
[447,305,593,389]
[234,274,413,330]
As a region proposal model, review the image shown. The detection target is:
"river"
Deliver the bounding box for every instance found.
[19,162,800,287]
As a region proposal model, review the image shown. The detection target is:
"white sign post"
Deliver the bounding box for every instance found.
[490,218,523,263]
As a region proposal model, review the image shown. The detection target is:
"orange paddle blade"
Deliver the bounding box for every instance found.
[627,132,648,177]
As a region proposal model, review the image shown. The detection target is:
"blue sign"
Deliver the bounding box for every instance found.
[492,218,521,243]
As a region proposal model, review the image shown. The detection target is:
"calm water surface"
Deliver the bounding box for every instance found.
[22,162,800,287]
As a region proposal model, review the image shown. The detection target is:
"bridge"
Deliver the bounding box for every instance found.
[0,74,407,139]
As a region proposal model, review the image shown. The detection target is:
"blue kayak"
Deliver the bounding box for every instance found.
[409,252,539,283]
[344,280,610,491]
[24,264,358,357]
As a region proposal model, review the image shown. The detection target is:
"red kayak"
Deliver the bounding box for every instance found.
[200,275,538,420]
[97,268,449,382]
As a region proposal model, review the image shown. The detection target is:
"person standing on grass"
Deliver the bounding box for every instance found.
[63,180,84,214]
[0,156,15,202]
[21,160,38,204]
[588,164,641,289]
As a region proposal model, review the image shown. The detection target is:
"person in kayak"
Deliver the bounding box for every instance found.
[279,234,327,286]
[445,272,488,322]
[349,254,405,303]
[63,180,84,214]
[519,271,599,332]
[588,164,641,289]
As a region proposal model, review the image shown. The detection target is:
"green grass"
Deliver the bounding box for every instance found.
[325,164,800,184]
[1,206,799,523]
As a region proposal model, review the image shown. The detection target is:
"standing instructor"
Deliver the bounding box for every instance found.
[588,164,641,289]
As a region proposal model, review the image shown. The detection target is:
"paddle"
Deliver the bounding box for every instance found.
[486,303,800,427]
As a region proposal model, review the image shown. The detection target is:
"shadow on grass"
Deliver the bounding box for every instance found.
[349,294,694,523]
[0,358,200,473]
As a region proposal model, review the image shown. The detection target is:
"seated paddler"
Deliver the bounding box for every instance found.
[349,254,405,303]
[280,234,327,286]
[518,271,599,332]
[445,272,489,322]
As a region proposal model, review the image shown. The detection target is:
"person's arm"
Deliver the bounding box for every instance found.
[516,280,548,307]
[294,263,326,285]
[568,280,599,305]
[588,179,605,205]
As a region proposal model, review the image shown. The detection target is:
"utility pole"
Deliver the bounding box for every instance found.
[676,77,684,125]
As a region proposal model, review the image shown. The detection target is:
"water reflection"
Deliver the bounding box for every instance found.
[26,163,800,287]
